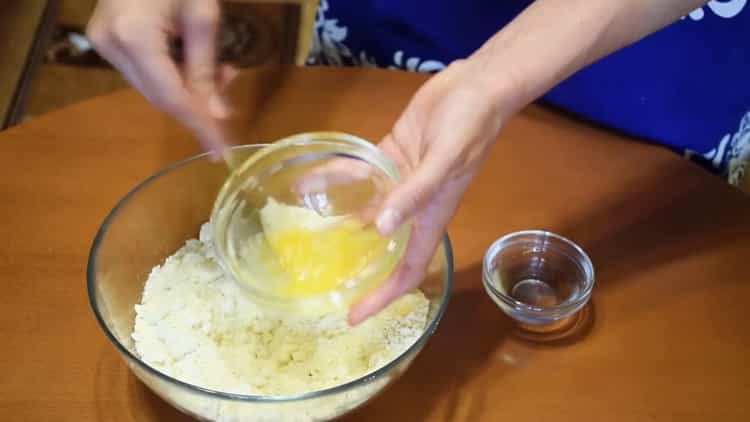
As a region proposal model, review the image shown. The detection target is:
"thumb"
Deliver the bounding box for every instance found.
[375,154,449,236]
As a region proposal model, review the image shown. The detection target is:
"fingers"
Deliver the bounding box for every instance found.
[294,157,374,194]
[86,13,149,93]
[87,2,227,157]
[90,19,189,117]
[348,221,443,325]
[348,265,414,325]
[182,1,227,119]
[210,64,239,120]
[131,45,227,155]
[374,150,452,235]
[292,155,382,224]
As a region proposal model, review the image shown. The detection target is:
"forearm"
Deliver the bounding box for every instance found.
[471,0,708,116]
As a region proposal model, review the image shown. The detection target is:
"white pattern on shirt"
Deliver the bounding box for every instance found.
[306,0,445,72]
[685,0,747,20]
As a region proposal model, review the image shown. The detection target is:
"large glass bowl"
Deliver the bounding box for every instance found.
[86,145,453,421]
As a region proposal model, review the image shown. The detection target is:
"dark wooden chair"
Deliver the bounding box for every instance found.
[0,0,58,129]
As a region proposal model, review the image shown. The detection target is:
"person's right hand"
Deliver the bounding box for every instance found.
[87,0,234,156]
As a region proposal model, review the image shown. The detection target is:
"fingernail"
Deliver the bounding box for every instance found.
[208,94,231,119]
[347,312,362,326]
[348,305,370,326]
[376,208,401,235]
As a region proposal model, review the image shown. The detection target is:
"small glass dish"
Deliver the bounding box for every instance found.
[211,132,411,314]
[482,230,594,340]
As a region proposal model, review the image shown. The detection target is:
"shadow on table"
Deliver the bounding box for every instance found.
[129,378,194,422]
[342,265,517,421]
[93,342,192,422]
[557,160,749,308]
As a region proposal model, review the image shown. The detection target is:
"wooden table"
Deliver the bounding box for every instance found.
[1,66,748,421]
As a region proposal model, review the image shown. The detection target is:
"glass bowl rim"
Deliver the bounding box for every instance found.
[86,144,454,403]
[481,229,595,315]
[210,131,412,311]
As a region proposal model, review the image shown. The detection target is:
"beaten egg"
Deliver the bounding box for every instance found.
[258,199,391,300]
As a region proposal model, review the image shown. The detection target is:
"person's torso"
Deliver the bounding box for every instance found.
[307,0,750,183]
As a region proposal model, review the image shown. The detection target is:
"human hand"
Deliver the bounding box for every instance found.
[348,59,512,325]
[87,0,236,155]
[347,0,707,324]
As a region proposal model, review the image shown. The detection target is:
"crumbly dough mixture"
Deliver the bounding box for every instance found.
[132,223,428,396]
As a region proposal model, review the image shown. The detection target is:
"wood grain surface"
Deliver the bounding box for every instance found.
[0,66,748,421]
[0,0,56,127]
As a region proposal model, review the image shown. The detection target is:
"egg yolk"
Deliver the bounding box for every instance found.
[265,220,389,298]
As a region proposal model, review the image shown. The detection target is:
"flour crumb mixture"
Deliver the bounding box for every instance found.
[132,223,429,396]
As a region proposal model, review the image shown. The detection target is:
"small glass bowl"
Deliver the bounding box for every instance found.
[211,132,411,314]
[482,230,594,338]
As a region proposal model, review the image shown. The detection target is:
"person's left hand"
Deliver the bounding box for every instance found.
[348,59,517,324]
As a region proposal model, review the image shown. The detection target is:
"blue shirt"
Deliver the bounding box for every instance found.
[306,0,750,184]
